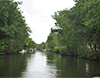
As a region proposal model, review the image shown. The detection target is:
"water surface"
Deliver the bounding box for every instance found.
[0,51,100,78]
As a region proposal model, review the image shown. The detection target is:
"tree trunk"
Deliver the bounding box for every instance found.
[94,45,96,51]
[89,43,93,51]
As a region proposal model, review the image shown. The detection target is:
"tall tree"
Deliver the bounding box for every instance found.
[0,0,32,54]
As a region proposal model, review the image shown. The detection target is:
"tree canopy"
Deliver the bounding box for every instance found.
[46,0,100,60]
[0,0,35,54]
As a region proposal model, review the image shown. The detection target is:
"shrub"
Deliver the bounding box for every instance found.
[54,47,61,53]
[78,45,86,57]
[87,51,100,60]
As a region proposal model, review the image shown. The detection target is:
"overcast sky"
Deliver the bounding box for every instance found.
[15,0,75,44]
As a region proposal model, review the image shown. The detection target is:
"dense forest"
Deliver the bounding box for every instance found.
[0,0,35,54]
[45,0,100,60]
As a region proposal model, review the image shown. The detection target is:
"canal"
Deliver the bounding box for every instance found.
[0,51,100,78]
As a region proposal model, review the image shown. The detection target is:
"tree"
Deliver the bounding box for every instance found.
[0,0,32,54]
[48,0,100,59]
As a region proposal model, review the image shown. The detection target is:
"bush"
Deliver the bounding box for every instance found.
[78,45,86,57]
[54,47,61,53]
[87,51,100,60]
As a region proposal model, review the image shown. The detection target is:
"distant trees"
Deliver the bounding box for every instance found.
[24,38,36,49]
[0,0,35,54]
[46,0,100,60]
[47,30,60,52]
[35,42,47,51]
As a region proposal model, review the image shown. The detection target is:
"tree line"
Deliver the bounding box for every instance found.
[46,0,100,60]
[0,0,35,54]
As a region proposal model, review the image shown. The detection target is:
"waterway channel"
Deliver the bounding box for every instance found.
[0,50,100,78]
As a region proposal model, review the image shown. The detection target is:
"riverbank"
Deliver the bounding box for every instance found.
[48,50,100,61]
[0,48,35,55]
[0,51,20,55]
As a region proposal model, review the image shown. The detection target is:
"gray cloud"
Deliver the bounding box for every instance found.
[15,0,75,44]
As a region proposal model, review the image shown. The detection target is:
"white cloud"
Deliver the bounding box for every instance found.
[15,0,75,44]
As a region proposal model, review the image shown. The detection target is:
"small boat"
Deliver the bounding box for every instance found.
[20,49,26,54]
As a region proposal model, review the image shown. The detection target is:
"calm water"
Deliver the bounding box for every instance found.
[0,51,100,78]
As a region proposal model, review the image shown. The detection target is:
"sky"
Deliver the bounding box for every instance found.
[15,0,75,44]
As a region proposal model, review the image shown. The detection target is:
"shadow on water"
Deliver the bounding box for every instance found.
[46,52,100,78]
[0,52,33,77]
[0,51,100,78]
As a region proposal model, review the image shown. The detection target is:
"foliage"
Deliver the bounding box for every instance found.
[77,45,86,57]
[54,47,61,53]
[46,0,100,60]
[24,38,36,49]
[0,0,35,54]
[46,30,60,52]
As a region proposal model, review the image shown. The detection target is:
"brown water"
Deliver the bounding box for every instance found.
[0,51,100,78]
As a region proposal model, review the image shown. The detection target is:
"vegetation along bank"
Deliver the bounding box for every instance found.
[46,0,100,60]
[0,0,35,55]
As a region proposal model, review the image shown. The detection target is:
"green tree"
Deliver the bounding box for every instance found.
[48,0,100,59]
[0,0,32,54]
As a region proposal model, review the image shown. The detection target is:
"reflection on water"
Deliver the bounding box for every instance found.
[0,53,28,77]
[0,51,100,78]
[21,51,57,78]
